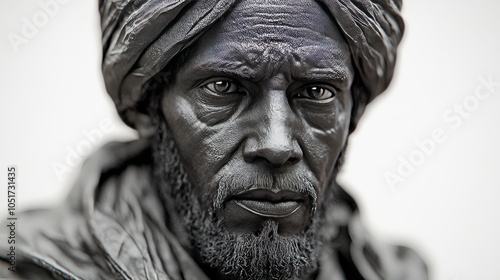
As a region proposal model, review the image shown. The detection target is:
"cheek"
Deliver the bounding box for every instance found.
[161,91,245,187]
[296,96,352,185]
[294,95,350,131]
[191,88,244,125]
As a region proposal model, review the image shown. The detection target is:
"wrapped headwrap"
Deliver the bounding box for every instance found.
[99,0,404,128]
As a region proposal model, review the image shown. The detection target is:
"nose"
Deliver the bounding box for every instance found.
[243,94,303,166]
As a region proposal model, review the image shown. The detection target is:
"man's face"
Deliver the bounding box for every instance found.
[157,0,354,278]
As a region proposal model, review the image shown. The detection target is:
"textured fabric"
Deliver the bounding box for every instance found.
[99,0,404,128]
[0,140,427,279]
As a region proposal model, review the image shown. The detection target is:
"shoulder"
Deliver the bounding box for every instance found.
[0,207,111,279]
[342,211,429,280]
[0,140,151,279]
[325,188,429,280]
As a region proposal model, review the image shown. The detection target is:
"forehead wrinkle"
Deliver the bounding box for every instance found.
[222,14,332,46]
[185,45,262,81]
[187,42,351,85]
[189,59,259,81]
[222,0,335,43]
[290,61,351,83]
[179,0,353,84]
[216,0,351,82]
[190,41,292,81]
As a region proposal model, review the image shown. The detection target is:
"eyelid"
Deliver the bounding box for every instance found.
[292,83,338,98]
[198,76,239,87]
[200,77,248,95]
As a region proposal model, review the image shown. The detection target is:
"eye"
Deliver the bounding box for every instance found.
[296,85,336,100]
[204,80,241,94]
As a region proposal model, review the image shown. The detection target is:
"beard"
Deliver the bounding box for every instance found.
[151,116,345,280]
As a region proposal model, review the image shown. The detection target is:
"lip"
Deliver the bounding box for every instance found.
[235,200,301,218]
[231,189,307,218]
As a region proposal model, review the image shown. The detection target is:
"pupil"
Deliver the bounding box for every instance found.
[308,86,324,98]
[215,81,230,92]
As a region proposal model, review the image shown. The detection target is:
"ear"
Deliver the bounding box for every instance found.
[348,101,367,133]
[131,110,156,138]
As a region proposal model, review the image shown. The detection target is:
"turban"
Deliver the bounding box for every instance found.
[99,0,404,128]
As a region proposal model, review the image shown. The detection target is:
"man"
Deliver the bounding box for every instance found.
[1,0,427,279]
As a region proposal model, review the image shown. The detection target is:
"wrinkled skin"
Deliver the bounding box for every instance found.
[159,0,355,279]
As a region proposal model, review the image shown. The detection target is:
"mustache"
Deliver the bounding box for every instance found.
[211,171,318,212]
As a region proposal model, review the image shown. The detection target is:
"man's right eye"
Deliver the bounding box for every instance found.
[204,80,240,94]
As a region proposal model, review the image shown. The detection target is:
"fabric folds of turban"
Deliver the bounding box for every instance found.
[99,0,405,128]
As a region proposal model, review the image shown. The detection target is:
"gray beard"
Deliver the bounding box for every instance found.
[151,119,344,280]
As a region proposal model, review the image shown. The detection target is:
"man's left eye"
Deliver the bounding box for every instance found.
[296,86,336,100]
[204,80,240,94]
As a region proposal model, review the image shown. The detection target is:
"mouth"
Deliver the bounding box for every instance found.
[222,189,313,235]
[231,189,307,218]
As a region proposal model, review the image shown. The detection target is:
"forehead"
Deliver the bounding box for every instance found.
[179,0,353,81]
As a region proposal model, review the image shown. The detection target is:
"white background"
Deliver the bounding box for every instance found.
[1,0,499,279]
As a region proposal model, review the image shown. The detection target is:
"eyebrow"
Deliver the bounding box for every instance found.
[294,67,350,83]
[185,60,351,86]
[183,59,262,83]
[181,43,353,86]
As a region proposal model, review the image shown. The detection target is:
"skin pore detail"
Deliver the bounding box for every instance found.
[156,0,355,279]
[161,0,354,231]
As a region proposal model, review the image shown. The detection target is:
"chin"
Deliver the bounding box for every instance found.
[192,211,323,280]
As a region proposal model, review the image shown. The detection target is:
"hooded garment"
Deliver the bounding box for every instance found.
[0,140,427,279]
[0,1,428,279]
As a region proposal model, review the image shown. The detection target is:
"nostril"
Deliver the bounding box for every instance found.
[265,156,301,167]
[243,152,256,163]
[263,149,293,166]
[250,149,302,167]
[242,138,302,166]
[288,156,300,165]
